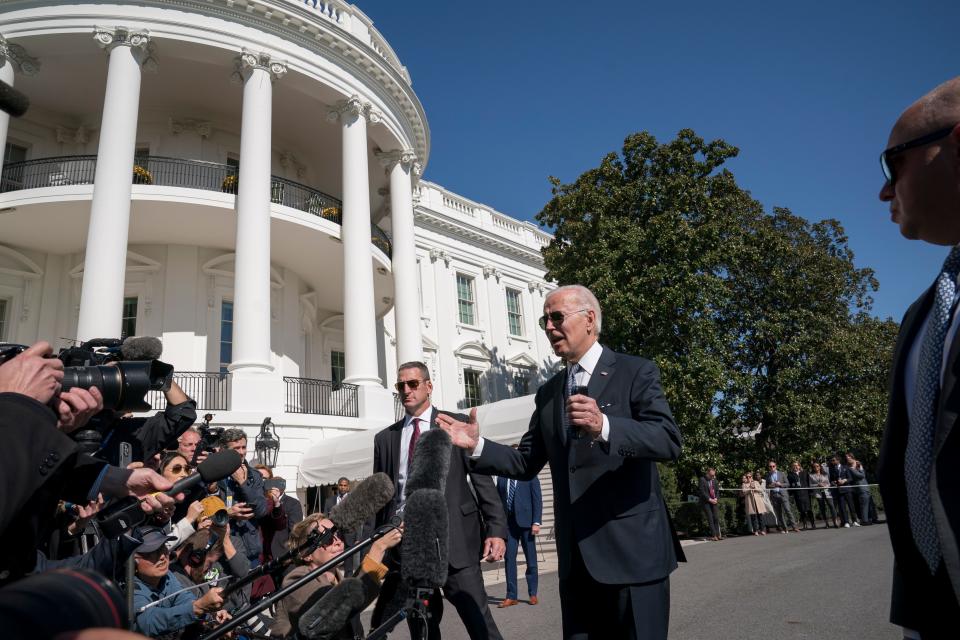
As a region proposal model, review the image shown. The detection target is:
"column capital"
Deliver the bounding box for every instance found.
[232,49,287,83]
[376,148,420,173]
[94,26,150,50]
[0,35,40,76]
[326,95,383,124]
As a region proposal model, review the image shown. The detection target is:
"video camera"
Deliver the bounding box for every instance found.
[193,413,225,465]
[0,337,173,413]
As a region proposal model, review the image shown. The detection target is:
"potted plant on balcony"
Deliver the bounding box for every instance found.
[221,173,238,194]
[320,206,341,221]
[132,164,153,185]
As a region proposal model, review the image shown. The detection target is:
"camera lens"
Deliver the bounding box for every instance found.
[61,365,123,407]
[212,509,229,528]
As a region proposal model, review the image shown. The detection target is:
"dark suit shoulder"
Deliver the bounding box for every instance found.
[374,419,404,440]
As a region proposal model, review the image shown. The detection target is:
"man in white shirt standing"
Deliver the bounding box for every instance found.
[370,361,506,640]
[877,76,960,639]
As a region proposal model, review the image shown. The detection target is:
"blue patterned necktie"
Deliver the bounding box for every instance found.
[907,246,960,573]
[507,479,516,513]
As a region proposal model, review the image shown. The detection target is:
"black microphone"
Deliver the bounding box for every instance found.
[120,335,163,360]
[298,577,376,639]
[404,427,452,496]
[400,488,449,589]
[0,80,29,117]
[97,449,242,536]
[328,472,395,534]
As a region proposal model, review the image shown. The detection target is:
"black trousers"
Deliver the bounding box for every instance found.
[701,502,721,538]
[372,563,503,640]
[558,543,669,640]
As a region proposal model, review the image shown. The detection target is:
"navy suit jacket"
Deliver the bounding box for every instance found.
[879,285,960,624]
[472,345,684,584]
[373,407,507,569]
[497,476,543,529]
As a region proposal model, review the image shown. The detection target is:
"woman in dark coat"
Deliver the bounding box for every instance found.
[788,461,816,530]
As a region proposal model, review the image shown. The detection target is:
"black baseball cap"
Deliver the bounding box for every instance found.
[133,526,176,554]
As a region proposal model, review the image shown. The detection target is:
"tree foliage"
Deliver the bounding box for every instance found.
[536,130,899,493]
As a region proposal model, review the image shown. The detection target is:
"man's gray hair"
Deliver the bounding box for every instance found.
[546,285,603,334]
[219,428,247,447]
[398,361,430,381]
[917,76,960,129]
[179,427,200,441]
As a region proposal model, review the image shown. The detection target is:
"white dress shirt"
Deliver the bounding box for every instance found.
[473,340,610,457]
[398,405,434,503]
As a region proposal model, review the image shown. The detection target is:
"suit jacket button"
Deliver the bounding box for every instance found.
[39,466,48,475]
[51,453,60,462]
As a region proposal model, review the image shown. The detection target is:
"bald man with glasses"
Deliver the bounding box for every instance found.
[877,77,960,639]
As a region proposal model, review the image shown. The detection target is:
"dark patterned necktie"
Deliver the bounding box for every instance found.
[565,363,581,439]
[408,418,421,465]
[507,479,517,513]
[907,246,960,573]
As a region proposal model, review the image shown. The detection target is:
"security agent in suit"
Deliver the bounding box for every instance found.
[698,468,722,540]
[371,361,508,640]
[877,77,960,638]
[438,285,685,640]
[323,477,357,571]
[496,467,543,607]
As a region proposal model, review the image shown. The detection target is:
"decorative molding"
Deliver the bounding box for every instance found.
[375,148,418,172]
[482,265,502,282]
[279,151,307,179]
[429,248,450,267]
[0,35,40,76]
[169,117,212,138]
[415,208,547,270]
[56,125,92,145]
[233,49,287,83]
[326,94,383,124]
[93,26,150,52]
[527,280,544,294]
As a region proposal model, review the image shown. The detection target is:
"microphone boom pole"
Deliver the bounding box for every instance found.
[201,524,399,640]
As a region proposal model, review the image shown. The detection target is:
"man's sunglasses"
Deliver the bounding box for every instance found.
[395,379,424,392]
[538,308,589,330]
[880,125,956,186]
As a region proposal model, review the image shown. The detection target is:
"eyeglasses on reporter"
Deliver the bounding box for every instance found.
[538,308,590,330]
[880,124,957,186]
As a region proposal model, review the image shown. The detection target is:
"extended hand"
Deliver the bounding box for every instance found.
[566,394,603,438]
[482,537,505,562]
[54,386,104,434]
[436,407,481,450]
[126,468,178,515]
[0,341,63,403]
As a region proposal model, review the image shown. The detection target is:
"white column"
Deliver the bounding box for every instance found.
[227,51,286,413]
[229,51,285,375]
[378,149,422,365]
[328,96,382,386]
[76,28,149,341]
[0,36,39,175]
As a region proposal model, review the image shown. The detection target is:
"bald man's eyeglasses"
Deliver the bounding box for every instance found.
[538,308,589,330]
[880,125,956,185]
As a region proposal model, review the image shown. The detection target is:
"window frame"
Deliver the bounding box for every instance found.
[218,299,234,374]
[505,287,525,337]
[456,272,476,326]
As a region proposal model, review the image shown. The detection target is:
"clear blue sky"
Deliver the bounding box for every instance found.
[366,1,960,321]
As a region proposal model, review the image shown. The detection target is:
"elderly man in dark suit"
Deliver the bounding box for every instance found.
[439,284,684,640]
[877,76,960,639]
[371,361,507,640]
[698,468,722,540]
[496,461,543,607]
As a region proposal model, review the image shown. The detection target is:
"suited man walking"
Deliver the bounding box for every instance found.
[496,460,543,607]
[439,284,684,640]
[877,76,960,638]
[371,361,507,640]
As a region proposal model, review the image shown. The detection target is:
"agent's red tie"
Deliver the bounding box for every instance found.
[408,417,421,464]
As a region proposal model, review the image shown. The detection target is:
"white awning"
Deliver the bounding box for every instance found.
[296,394,536,487]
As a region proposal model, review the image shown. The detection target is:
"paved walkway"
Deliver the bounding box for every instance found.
[362,523,899,639]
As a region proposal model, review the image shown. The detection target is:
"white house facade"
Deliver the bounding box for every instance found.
[0,0,556,486]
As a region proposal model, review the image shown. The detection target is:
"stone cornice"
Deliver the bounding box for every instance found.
[414,206,547,270]
[326,94,382,124]
[0,34,40,75]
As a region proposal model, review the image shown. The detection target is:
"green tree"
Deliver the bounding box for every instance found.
[536,130,898,493]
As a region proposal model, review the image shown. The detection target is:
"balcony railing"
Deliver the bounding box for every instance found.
[284,376,359,417]
[148,372,231,411]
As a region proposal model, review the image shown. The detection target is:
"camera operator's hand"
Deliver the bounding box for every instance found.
[367,525,403,565]
[54,386,103,434]
[193,587,225,616]
[231,463,247,486]
[67,493,105,536]
[125,468,179,514]
[186,500,205,524]
[0,341,63,403]
[227,502,254,521]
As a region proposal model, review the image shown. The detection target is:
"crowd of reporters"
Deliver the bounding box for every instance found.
[0,339,393,639]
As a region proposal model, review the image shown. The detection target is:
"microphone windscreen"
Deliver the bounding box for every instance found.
[329,472,395,533]
[404,427,452,495]
[196,449,243,483]
[120,336,163,360]
[298,578,368,640]
[400,488,448,588]
[0,80,29,117]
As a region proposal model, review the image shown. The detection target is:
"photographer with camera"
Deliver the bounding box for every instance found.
[0,341,179,585]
